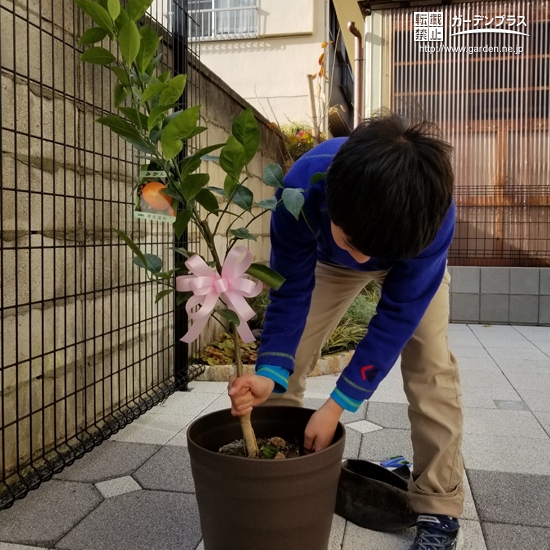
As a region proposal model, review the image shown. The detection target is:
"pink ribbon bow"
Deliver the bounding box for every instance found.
[176,246,263,344]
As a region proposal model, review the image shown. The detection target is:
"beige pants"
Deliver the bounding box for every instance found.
[266,261,464,517]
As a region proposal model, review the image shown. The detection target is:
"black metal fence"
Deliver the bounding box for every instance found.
[0,0,202,509]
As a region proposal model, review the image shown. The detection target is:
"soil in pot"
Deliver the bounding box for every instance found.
[219,436,300,459]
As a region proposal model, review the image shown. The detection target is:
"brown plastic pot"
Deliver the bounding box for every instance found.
[187,406,345,550]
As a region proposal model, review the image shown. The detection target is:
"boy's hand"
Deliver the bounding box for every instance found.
[228,373,275,416]
[304,398,344,453]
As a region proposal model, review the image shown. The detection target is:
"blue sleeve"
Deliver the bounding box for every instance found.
[256,365,290,393]
[335,202,456,402]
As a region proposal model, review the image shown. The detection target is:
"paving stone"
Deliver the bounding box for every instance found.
[469,325,526,340]
[359,429,413,463]
[512,325,550,341]
[196,393,232,415]
[486,345,549,361]
[468,470,550,527]
[369,376,409,404]
[493,400,529,411]
[341,520,486,549]
[0,480,102,547]
[462,474,479,521]
[483,523,550,550]
[534,411,550,436]
[451,346,494,359]
[133,446,195,493]
[451,294,480,322]
[516,388,550,412]
[452,268,481,294]
[347,420,383,434]
[344,425,362,459]
[463,408,548,439]
[462,435,550,475]
[95,476,141,499]
[0,545,51,550]
[459,369,515,389]
[461,387,522,409]
[455,356,500,371]
[480,268,510,294]
[366,402,411,429]
[109,414,196,445]
[56,491,201,550]
[54,442,161,483]
[194,542,204,550]
[502,372,550,392]
[148,391,220,416]
[329,514,346,550]
[187,381,227,393]
[495,357,550,375]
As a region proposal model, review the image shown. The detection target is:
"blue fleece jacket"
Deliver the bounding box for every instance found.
[256,138,455,411]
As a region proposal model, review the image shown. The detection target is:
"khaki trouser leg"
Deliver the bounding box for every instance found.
[265,262,382,407]
[401,269,465,517]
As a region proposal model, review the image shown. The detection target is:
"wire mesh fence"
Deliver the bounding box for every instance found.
[0,0,203,509]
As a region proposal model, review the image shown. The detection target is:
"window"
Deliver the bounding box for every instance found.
[189,0,258,40]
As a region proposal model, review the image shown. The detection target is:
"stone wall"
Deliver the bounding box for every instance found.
[0,0,286,480]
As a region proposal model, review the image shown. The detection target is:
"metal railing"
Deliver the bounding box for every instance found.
[189,5,259,40]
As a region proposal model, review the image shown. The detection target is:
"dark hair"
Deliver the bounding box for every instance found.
[326,113,454,261]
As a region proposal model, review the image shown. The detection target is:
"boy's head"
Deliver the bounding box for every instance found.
[326,112,454,261]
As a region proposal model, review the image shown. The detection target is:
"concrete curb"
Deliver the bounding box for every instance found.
[194,351,354,382]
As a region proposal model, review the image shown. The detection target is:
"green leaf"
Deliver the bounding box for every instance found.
[232,186,253,211]
[159,74,187,106]
[159,187,183,202]
[112,228,147,267]
[81,46,116,65]
[310,171,327,185]
[229,227,256,241]
[181,173,210,202]
[119,20,141,65]
[110,65,130,85]
[231,108,260,164]
[160,105,201,161]
[218,308,240,327]
[256,196,277,210]
[85,2,114,35]
[118,107,148,129]
[180,143,224,178]
[156,269,174,281]
[107,0,120,21]
[133,253,162,274]
[158,70,170,83]
[207,186,226,198]
[78,27,108,46]
[220,135,246,179]
[281,188,305,221]
[263,163,284,188]
[223,174,239,198]
[246,263,285,290]
[148,103,176,131]
[155,289,174,303]
[146,53,162,76]
[174,247,192,258]
[174,209,192,239]
[114,8,129,31]
[72,0,91,14]
[96,115,151,153]
[126,0,154,21]
[195,189,219,213]
[136,26,160,74]
[141,82,167,104]
[114,83,128,107]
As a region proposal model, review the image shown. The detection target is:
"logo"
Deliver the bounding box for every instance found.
[414,12,444,42]
[360,365,374,381]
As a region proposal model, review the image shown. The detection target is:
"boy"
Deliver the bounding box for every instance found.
[229,113,464,550]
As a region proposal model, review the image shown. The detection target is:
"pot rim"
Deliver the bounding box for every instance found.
[186,406,345,463]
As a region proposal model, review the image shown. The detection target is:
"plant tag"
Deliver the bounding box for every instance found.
[134,169,176,223]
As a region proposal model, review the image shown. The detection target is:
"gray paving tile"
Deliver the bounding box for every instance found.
[501,372,550,391]
[534,411,550,436]
[187,381,227,393]
[461,387,522,409]
[540,296,550,325]
[359,429,413,463]
[54,442,161,483]
[0,480,102,547]
[463,409,548,439]
[110,414,196,445]
[133,446,195,493]
[366,402,411,429]
[513,325,550,341]
[462,474,479,521]
[541,269,550,295]
[455,356,500,371]
[495,358,550,375]
[56,490,201,550]
[344,426,362,459]
[94,476,141,499]
[148,391,220,416]
[481,268,510,294]
[0,545,51,550]
[341,519,486,549]
[462,435,550,475]
[483,523,550,550]
[329,514,346,550]
[369,372,409,404]
[516,388,550,412]
[459,369,515,390]
[510,267,540,295]
[486,346,549,361]
[451,346,494,359]
[468,470,550,527]
[197,393,232,415]
[493,400,529,411]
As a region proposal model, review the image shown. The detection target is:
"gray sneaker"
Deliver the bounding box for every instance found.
[408,514,464,550]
